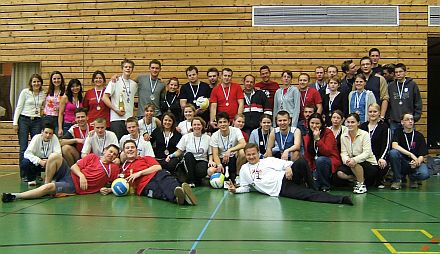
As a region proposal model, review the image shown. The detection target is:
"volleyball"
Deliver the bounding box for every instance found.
[111,178,129,196]
[209,173,225,189]
[195,96,210,110]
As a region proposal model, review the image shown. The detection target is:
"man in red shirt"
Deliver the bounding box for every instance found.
[61,107,94,166]
[254,65,279,109]
[297,73,322,135]
[109,140,197,205]
[209,68,244,128]
[2,144,120,202]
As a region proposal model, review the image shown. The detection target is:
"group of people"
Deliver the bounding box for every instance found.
[2,47,430,206]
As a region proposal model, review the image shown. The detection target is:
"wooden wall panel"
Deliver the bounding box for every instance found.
[0,0,438,168]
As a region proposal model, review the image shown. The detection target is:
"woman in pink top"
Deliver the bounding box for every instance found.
[58,79,83,136]
[43,71,65,135]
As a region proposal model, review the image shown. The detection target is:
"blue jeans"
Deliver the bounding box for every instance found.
[314,156,332,190]
[62,122,74,136]
[18,115,42,178]
[389,149,430,182]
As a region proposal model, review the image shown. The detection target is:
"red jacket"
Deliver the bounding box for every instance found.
[303,128,341,173]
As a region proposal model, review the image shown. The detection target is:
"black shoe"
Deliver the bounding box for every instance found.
[342,196,354,206]
[2,193,16,203]
[21,177,29,182]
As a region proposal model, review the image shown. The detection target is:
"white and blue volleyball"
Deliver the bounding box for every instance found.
[210,173,225,189]
[111,178,129,196]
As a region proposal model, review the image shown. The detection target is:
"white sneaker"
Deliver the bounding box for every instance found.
[235,176,240,187]
[223,181,230,189]
[353,182,367,194]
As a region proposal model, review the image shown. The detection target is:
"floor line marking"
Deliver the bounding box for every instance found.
[3,210,439,224]
[0,172,18,178]
[370,193,438,219]
[371,229,397,253]
[189,191,228,253]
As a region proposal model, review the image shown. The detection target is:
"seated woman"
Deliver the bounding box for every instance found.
[303,113,341,192]
[139,104,161,140]
[166,117,212,187]
[150,112,182,174]
[359,103,390,188]
[266,110,301,161]
[233,113,249,142]
[177,104,195,135]
[327,109,347,154]
[249,114,273,159]
[336,113,378,194]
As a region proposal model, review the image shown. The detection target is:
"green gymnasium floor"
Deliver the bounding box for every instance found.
[0,171,439,254]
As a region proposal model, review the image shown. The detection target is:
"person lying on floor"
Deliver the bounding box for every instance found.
[2,144,120,203]
[227,143,353,206]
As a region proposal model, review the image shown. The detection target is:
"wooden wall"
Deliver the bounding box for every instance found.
[0,0,439,168]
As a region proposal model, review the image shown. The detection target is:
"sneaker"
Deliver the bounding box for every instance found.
[223,181,230,189]
[174,187,185,205]
[182,183,198,205]
[28,180,37,187]
[409,181,418,189]
[353,182,367,194]
[235,176,240,187]
[341,196,354,206]
[188,183,196,188]
[390,181,402,190]
[1,193,16,203]
[377,184,386,189]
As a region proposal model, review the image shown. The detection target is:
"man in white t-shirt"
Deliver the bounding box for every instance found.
[209,112,246,183]
[119,117,155,161]
[102,58,138,140]
[228,143,353,205]
[81,118,118,160]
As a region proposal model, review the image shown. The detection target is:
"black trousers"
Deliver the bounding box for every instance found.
[182,152,208,184]
[158,157,180,174]
[279,158,344,204]
[141,170,179,203]
[337,161,379,187]
[221,156,237,183]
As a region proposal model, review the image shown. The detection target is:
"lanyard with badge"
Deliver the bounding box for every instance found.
[354,91,365,113]
[94,88,103,110]
[41,139,51,158]
[149,76,158,101]
[221,84,231,106]
[122,78,131,103]
[190,83,200,103]
[99,160,111,178]
[300,88,309,108]
[397,79,406,105]
[163,131,173,155]
[404,130,415,152]
[97,132,107,156]
[244,90,255,106]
